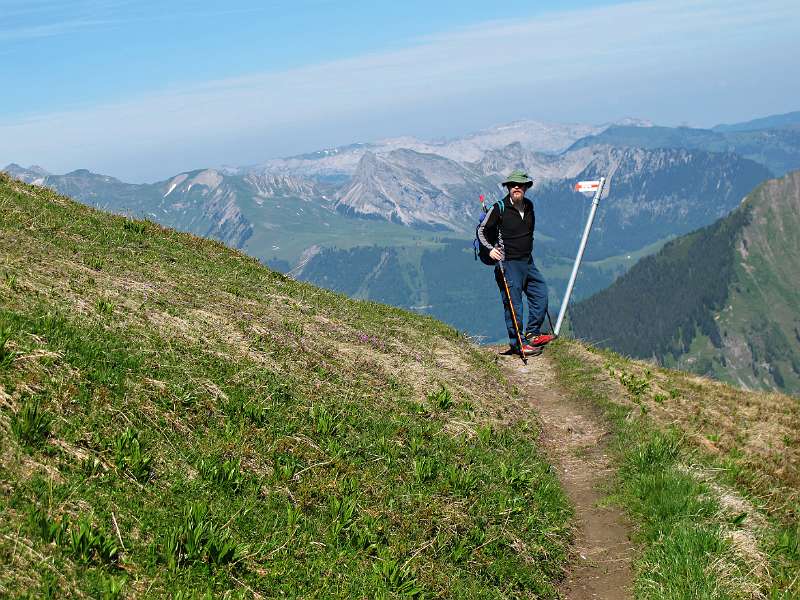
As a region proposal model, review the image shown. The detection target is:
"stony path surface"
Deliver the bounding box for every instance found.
[498,350,634,600]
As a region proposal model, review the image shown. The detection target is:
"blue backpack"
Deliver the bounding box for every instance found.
[473,199,505,265]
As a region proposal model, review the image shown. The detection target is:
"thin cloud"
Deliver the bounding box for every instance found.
[0,19,111,42]
[1,0,798,181]
[0,0,132,40]
[0,0,305,35]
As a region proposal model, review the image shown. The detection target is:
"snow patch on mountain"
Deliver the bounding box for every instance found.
[2,163,49,185]
[163,174,188,197]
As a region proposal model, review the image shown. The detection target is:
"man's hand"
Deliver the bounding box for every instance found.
[489,246,505,261]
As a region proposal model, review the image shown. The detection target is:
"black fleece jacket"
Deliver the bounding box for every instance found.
[477,196,535,260]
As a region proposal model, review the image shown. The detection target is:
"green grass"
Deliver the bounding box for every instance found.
[10,398,52,447]
[0,173,573,597]
[549,340,782,599]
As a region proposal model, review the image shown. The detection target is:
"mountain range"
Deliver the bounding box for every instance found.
[569,119,800,177]
[4,111,799,354]
[247,118,652,177]
[4,128,777,262]
[712,109,800,133]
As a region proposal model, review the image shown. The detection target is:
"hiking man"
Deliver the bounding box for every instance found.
[477,170,554,356]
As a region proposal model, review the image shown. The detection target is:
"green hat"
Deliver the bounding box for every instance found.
[501,170,534,188]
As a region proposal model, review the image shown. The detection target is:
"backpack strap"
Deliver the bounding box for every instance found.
[495,200,506,247]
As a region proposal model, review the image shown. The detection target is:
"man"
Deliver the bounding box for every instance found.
[477,170,555,356]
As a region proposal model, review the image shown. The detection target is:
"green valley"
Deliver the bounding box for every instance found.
[296,238,665,344]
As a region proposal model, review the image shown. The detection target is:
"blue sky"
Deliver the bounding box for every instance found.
[1,0,798,181]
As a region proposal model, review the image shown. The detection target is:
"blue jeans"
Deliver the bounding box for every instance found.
[494,256,548,346]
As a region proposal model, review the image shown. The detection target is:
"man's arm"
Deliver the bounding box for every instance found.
[477,204,500,251]
[477,204,505,261]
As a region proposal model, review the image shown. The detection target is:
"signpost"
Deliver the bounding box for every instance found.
[554,177,608,336]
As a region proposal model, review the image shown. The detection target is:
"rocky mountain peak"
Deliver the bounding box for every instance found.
[334,151,467,230]
[244,171,319,201]
[2,164,44,184]
[27,165,51,176]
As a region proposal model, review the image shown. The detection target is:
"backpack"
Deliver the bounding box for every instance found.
[473,200,504,265]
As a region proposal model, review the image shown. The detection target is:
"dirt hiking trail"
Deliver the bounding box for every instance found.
[498,350,634,600]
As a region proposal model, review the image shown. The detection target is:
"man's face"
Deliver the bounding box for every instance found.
[507,183,527,202]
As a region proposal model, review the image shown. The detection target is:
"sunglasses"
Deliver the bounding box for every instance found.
[506,183,528,189]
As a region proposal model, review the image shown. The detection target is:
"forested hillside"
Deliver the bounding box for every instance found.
[571,170,800,394]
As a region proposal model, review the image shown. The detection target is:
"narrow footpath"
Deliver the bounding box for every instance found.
[498,351,634,600]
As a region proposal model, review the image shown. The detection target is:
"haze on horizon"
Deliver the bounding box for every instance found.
[1,0,798,183]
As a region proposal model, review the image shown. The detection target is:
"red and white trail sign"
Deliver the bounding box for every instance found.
[574,180,601,193]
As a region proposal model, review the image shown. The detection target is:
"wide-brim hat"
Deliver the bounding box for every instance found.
[501,170,534,188]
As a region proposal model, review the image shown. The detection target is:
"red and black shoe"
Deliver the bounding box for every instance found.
[501,343,542,356]
[520,343,542,356]
[528,333,556,347]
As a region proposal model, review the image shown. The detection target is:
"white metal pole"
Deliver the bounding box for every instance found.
[554,176,606,336]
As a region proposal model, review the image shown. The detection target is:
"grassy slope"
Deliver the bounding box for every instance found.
[718,172,800,390]
[550,339,800,599]
[668,172,800,393]
[0,173,572,598]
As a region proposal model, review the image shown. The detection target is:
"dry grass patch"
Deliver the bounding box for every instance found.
[573,341,800,516]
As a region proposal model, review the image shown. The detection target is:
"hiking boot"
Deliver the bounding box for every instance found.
[504,342,542,356]
[503,343,541,356]
[528,333,556,347]
[520,343,542,356]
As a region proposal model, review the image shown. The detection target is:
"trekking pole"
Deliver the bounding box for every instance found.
[554,177,607,336]
[498,261,527,364]
[545,309,556,336]
[496,230,527,364]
